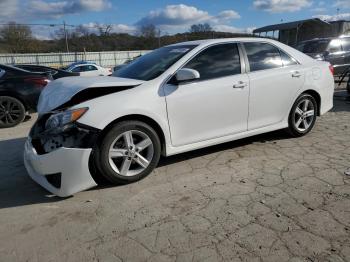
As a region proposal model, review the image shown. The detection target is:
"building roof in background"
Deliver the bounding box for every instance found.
[253,18,330,33]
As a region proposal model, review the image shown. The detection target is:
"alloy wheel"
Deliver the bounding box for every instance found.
[293,98,315,132]
[0,97,24,126]
[108,130,154,177]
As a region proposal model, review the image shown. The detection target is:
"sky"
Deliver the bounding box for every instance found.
[0,0,349,39]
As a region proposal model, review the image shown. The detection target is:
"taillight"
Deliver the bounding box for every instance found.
[329,65,334,75]
[24,77,50,89]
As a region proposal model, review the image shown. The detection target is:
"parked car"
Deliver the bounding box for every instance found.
[60,61,96,70]
[24,38,334,197]
[65,62,112,77]
[113,55,142,72]
[14,64,79,79]
[296,36,350,75]
[0,64,51,128]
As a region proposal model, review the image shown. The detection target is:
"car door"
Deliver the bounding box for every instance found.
[84,65,100,76]
[243,42,305,130]
[164,43,250,147]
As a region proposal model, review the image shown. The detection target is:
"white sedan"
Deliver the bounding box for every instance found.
[66,63,112,76]
[24,38,334,197]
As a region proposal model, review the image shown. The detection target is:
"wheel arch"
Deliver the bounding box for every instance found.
[97,114,167,156]
[0,91,29,110]
[301,89,321,116]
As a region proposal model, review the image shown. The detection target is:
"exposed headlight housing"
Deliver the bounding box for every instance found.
[45,108,88,131]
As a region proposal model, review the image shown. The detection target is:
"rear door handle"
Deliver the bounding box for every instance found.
[233,81,247,89]
[292,71,302,78]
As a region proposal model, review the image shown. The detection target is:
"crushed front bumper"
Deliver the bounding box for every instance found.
[24,139,97,197]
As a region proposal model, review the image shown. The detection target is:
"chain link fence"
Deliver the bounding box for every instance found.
[0,50,150,68]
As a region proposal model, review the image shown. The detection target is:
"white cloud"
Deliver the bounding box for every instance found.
[217,10,241,20]
[82,23,137,34]
[253,0,312,13]
[313,13,350,21]
[28,0,111,19]
[135,4,241,31]
[213,25,255,34]
[334,1,350,9]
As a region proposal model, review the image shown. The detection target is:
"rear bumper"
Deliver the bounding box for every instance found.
[24,139,97,197]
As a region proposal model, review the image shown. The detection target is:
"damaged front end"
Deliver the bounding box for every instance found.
[30,110,100,155]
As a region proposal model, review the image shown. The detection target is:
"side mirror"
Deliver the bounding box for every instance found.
[175,68,200,83]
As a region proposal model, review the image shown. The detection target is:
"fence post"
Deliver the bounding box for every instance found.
[59,54,63,67]
[99,52,102,65]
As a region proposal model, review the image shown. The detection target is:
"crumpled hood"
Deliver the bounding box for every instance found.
[37,76,145,113]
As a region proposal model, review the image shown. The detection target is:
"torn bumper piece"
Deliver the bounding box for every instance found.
[24,139,97,197]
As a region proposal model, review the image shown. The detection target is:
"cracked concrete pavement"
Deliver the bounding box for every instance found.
[0,90,349,262]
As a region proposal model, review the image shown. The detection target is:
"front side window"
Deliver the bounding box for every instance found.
[71,66,83,72]
[296,40,330,53]
[244,42,283,72]
[114,45,197,81]
[328,39,342,53]
[184,43,241,81]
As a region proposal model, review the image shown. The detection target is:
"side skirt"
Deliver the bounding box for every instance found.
[165,121,288,156]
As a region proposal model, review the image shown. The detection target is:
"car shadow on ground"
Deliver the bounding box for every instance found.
[332,90,350,112]
[0,130,291,209]
[0,94,348,209]
[0,138,67,209]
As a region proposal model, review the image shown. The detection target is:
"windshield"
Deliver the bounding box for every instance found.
[296,40,330,53]
[113,45,197,81]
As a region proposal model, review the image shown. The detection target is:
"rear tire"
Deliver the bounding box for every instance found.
[287,94,317,137]
[0,96,26,128]
[93,121,161,184]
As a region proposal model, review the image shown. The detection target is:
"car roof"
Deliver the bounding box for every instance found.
[298,35,350,44]
[168,37,282,47]
[68,61,96,67]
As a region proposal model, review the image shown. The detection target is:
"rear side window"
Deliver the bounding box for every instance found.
[342,38,350,51]
[244,42,283,72]
[280,50,298,66]
[184,43,241,80]
[86,65,98,71]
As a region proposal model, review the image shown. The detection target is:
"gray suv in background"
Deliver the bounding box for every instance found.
[296,36,350,76]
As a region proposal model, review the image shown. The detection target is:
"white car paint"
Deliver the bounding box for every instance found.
[25,38,334,197]
[67,64,111,77]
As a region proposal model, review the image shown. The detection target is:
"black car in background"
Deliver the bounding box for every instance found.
[296,36,350,75]
[0,64,51,128]
[14,64,79,79]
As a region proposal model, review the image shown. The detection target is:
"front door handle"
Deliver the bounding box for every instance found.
[233,81,247,89]
[292,71,302,78]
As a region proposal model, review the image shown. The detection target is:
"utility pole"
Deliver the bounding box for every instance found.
[63,21,69,53]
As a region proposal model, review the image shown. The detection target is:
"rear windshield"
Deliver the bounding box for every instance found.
[113,45,197,81]
[296,40,330,53]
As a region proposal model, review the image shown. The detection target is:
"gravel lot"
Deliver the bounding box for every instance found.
[0,90,349,262]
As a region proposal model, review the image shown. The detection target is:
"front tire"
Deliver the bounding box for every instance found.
[94,121,161,184]
[287,94,317,137]
[0,96,26,128]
